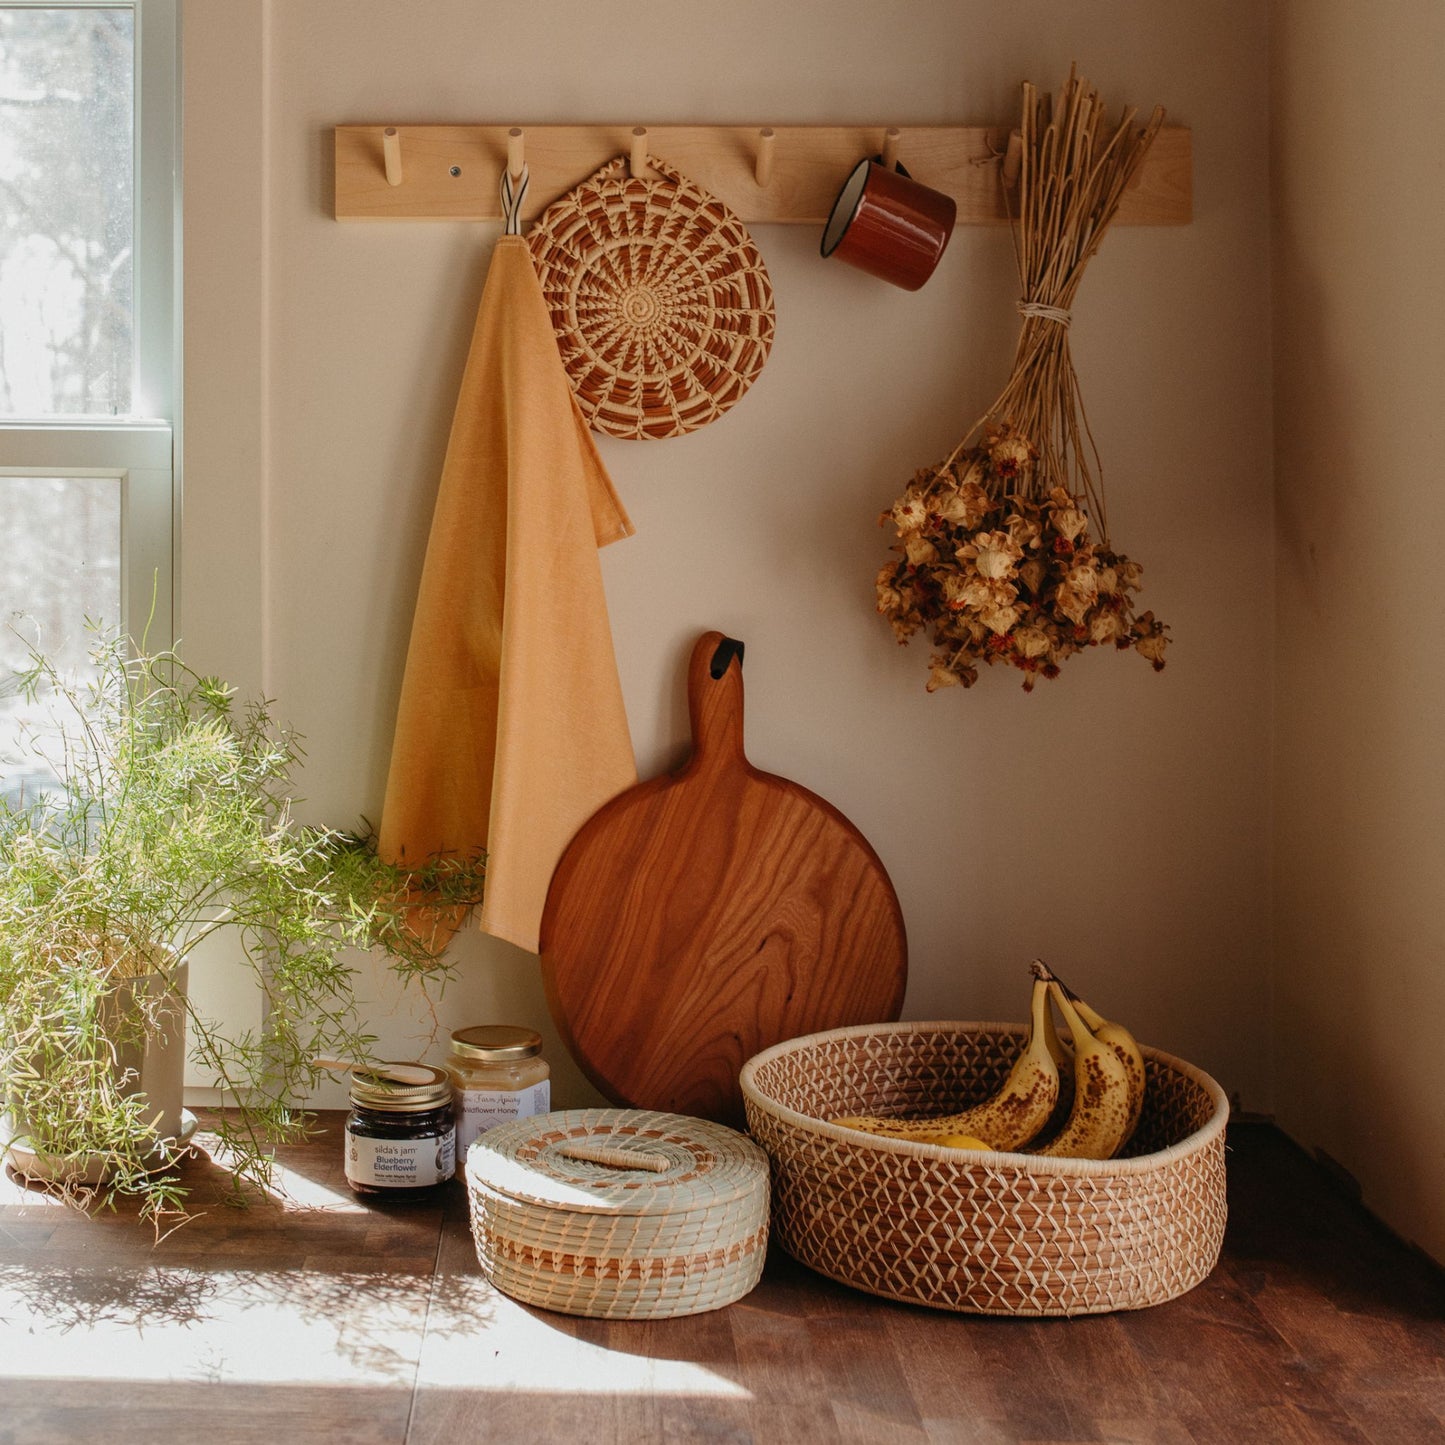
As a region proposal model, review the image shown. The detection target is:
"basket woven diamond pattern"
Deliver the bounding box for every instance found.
[528,155,775,440]
[466,1107,769,1320]
[740,1021,1228,1317]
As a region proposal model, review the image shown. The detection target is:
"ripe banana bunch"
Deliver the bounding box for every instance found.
[831,962,1148,1160]
[832,974,1059,1151]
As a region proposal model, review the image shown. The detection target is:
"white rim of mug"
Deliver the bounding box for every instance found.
[820,157,874,258]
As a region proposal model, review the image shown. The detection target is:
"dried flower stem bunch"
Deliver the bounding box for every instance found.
[877,69,1171,691]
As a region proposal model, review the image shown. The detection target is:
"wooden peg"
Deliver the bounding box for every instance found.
[881,127,901,171]
[755,127,776,187]
[630,126,648,178]
[507,126,525,181]
[1002,129,1023,188]
[382,126,402,187]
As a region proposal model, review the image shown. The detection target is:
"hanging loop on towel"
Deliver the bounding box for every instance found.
[501,163,530,234]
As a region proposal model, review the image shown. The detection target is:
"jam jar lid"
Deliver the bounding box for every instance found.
[449,1025,544,1062]
[349,1062,453,1112]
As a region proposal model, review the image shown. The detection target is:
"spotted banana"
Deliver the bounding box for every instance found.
[1031,983,1134,1160]
[833,976,1059,1151]
[1061,987,1146,1147]
[1034,960,1147,1150]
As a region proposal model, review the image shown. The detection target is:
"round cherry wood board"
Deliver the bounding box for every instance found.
[540,632,907,1127]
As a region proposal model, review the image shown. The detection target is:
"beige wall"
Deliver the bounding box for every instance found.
[181,1,1275,1113]
[1272,1,1445,1262]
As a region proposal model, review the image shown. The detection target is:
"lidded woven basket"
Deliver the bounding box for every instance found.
[741,1021,1229,1317]
[465,1107,769,1319]
[528,155,775,440]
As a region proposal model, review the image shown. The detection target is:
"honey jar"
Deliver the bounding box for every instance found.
[446,1025,551,1172]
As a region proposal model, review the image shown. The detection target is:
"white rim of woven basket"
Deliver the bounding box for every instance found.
[738,1018,1229,1179]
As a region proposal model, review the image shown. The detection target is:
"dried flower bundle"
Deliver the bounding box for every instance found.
[876,433,1168,691]
[877,69,1171,690]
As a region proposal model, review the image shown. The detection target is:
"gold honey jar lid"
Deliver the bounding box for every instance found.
[449,1025,543,1062]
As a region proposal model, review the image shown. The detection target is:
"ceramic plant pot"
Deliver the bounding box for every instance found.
[4,957,196,1185]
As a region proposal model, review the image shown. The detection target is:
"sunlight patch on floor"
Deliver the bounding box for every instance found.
[0,1262,752,1399]
[0,1180,67,1207]
[260,1158,370,1212]
[0,1265,430,1385]
[419,1274,753,1399]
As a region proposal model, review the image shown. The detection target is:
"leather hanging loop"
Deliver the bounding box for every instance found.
[501,164,530,234]
[709,636,745,679]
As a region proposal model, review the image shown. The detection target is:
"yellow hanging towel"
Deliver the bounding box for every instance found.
[378,235,636,953]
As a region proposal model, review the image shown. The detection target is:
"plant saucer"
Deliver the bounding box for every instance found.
[3,1108,200,1187]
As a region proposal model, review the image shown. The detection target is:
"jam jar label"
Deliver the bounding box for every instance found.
[455,1079,551,1156]
[346,1127,456,1189]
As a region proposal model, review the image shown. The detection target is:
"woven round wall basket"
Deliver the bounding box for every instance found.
[465,1107,769,1320]
[528,155,776,440]
[740,1021,1229,1318]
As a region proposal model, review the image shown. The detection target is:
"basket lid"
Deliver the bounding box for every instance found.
[466,1107,768,1216]
[527,155,775,441]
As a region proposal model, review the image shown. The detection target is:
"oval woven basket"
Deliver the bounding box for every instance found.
[466,1107,769,1320]
[740,1020,1229,1317]
[528,155,775,440]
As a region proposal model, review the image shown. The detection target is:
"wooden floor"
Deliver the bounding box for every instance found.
[0,1119,1441,1444]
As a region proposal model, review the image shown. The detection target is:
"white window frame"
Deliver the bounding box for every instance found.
[0,0,179,649]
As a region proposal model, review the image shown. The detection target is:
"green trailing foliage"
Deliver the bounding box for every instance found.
[0,633,484,1223]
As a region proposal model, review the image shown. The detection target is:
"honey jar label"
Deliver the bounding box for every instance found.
[346,1127,456,1189]
[455,1079,551,1156]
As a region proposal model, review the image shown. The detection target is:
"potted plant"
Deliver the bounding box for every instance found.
[0,633,483,1223]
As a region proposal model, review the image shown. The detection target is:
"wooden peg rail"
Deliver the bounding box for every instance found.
[333,123,1192,226]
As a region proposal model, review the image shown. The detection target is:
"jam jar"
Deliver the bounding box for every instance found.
[446,1025,551,1173]
[344,1063,456,1199]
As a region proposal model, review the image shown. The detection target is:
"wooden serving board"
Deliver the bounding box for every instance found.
[540,632,907,1127]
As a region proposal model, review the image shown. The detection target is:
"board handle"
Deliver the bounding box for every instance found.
[687,630,747,771]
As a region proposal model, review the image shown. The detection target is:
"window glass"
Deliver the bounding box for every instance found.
[0,474,122,803]
[0,7,135,417]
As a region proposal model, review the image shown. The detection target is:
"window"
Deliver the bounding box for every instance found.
[0,0,177,796]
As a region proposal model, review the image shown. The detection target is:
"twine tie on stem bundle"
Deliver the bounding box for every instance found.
[1017,300,1072,327]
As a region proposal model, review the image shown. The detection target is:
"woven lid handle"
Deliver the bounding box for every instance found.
[555,1141,671,1173]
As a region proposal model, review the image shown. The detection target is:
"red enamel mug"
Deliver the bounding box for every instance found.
[820,158,957,291]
